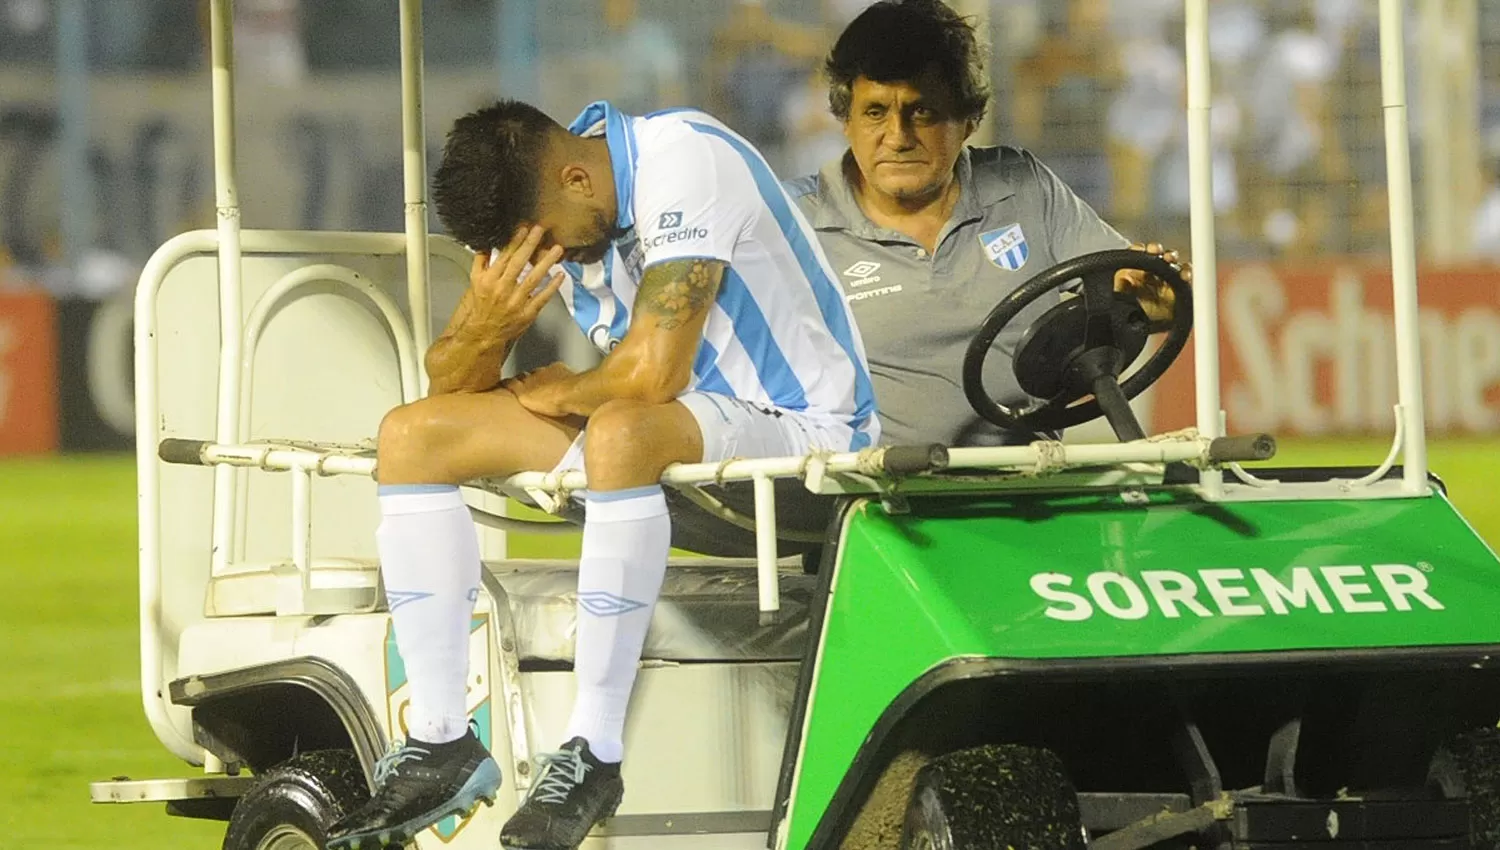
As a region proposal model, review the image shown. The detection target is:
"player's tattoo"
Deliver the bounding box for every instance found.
[636,258,724,330]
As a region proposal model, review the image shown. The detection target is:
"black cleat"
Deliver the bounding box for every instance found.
[499,738,624,850]
[326,725,501,850]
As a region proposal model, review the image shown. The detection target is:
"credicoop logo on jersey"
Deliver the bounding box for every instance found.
[980,223,1029,271]
[1030,564,1444,621]
[645,209,708,249]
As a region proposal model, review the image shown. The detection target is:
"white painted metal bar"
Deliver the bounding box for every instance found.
[399,0,433,380]
[232,264,422,562]
[239,265,422,409]
[752,473,781,616]
[291,462,314,579]
[1379,0,1430,494]
[173,437,1237,489]
[209,0,246,581]
[1183,0,1223,499]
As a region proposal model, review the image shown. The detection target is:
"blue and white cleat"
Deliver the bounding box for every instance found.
[327,726,502,850]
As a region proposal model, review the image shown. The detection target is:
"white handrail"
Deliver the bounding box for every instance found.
[1379,0,1430,495]
[208,0,245,583]
[231,263,423,562]
[1184,0,1223,500]
[399,0,433,386]
[165,437,1232,491]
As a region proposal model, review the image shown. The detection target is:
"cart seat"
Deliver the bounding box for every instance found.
[488,560,816,664]
[206,558,817,663]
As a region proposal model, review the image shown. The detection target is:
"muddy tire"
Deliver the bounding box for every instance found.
[223,750,369,850]
[898,744,1085,850]
[1431,728,1500,850]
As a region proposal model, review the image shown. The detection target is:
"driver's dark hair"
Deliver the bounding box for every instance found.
[432,99,561,252]
[824,0,990,124]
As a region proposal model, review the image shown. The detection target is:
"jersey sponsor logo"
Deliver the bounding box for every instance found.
[644,210,709,250]
[981,223,1029,271]
[842,261,883,288]
[1030,564,1444,621]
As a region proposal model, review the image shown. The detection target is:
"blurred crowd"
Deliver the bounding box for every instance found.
[1,0,1499,295]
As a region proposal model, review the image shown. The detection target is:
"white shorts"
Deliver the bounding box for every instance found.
[549,391,854,479]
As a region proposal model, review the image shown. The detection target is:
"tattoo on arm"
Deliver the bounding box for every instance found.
[635,258,723,330]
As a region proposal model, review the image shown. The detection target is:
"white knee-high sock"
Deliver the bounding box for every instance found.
[564,485,671,764]
[377,484,480,745]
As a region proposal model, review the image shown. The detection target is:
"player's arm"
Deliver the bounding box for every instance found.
[512,257,724,417]
[425,227,566,396]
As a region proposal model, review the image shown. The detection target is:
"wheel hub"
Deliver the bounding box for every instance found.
[255,824,319,850]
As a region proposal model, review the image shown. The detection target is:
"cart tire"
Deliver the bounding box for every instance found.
[1430,728,1500,850]
[222,750,370,850]
[898,744,1086,850]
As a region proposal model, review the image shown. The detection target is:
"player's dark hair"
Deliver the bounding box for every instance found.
[824,0,990,124]
[432,99,560,252]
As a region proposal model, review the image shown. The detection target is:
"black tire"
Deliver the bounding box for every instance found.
[899,745,1085,850]
[1430,728,1500,849]
[223,750,370,850]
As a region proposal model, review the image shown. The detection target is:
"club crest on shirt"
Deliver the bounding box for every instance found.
[980,223,1029,271]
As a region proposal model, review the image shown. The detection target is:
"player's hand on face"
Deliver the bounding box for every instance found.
[1115,241,1191,331]
[468,225,567,342]
[508,361,575,418]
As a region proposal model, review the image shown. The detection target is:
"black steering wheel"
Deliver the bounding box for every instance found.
[962,249,1193,442]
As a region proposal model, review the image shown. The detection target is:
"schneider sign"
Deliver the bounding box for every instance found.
[1150,264,1500,436]
[1031,564,1442,621]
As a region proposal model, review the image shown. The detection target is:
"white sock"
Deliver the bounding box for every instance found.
[377,484,480,744]
[564,485,670,764]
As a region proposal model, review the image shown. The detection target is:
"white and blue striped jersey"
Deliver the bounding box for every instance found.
[559,101,879,449]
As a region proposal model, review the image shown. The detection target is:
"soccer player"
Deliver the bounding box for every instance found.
[326,99,877,850]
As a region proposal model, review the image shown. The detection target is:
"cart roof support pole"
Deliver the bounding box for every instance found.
[1379,0,1430,494]
[1183,0,1223,497]
[399,0,433,387]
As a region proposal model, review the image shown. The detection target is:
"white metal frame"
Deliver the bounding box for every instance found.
[132,0,1438,769]
[1182,0,1429,496]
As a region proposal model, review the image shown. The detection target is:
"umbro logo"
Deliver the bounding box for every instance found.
[842,260,883,289]
[658,211,684,229]
[577,591,647,617]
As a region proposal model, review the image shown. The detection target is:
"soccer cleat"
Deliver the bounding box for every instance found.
[499,738,624,850]
[326,724,502,850]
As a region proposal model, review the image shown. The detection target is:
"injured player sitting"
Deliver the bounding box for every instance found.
[325,98,877,850]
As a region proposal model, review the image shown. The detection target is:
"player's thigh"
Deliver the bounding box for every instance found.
[377,388,580,483]
[677,392,851,463]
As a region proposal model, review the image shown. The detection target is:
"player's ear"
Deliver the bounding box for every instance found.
[559,163,594,199]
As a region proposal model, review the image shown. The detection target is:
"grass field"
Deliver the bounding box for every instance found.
[3,440,1497,848]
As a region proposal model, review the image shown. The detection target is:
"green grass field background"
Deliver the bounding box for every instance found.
[3,440,1497,847]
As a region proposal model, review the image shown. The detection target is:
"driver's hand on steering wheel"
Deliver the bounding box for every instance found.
[1115,242,1191,333]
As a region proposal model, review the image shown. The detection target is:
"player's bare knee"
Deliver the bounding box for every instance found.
[584,400,668,470]
[376,403,442,480]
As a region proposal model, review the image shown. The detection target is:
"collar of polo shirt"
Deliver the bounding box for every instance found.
[810,146,1017,242]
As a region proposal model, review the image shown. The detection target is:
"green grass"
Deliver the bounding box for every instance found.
[4,441,1497,847]
[0,456,224,848]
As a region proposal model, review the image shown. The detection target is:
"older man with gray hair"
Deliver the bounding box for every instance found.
[787,0,1189,448]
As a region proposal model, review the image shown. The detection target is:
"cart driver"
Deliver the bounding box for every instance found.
[786,0,1191,448]
[326,99,877,850]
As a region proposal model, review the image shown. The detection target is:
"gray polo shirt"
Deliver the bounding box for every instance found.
[786,146,1128,447]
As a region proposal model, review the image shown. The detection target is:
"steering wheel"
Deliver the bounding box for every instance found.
[962,249,1193,442]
